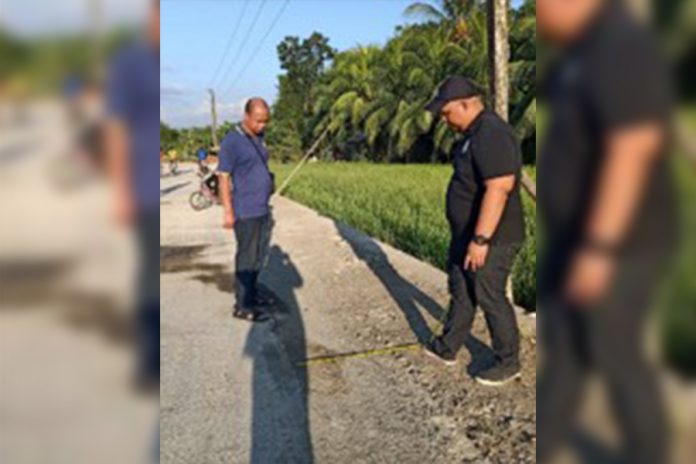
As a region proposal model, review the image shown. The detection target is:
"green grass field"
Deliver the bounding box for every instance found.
[271,161,538,311]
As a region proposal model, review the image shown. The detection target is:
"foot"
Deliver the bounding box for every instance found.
[253,294,276,307]
[133,372,159,396]
[423,342,457,366]
[474,363,521,387]
[232,308,271,323]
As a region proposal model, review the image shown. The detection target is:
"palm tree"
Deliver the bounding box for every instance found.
[509,0,536,143]
[311,27,468,162]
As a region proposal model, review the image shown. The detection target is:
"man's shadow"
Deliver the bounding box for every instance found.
[243,244,313,464]
[333,221,494,373]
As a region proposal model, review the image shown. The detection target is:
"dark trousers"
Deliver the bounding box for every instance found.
[234,213,273,311]
[135,212,160,382]
[440,243,520,367]
[538,249,671,464]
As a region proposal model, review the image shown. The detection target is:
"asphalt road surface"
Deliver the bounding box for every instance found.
[159,166,537,464]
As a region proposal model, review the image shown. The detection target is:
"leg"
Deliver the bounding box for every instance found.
[438,249,478,358]
[537,299,589,463]
[135,212,160,388]
[255,213,274,274]
[234,217,263,311]
[587,255,669,464]
[474,246,520,368]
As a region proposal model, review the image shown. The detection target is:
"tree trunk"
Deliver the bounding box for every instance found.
[487,0,509,121]
[487,0,517,304]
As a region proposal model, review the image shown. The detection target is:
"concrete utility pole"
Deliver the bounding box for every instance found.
[208,88,219,149]
[487,0,510,121]
[88,0,103,82]
[486,0,525,304]
[486,0,536,201]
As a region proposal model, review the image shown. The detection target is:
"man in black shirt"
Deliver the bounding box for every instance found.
[537,1,676,463]
[423,76,526,386]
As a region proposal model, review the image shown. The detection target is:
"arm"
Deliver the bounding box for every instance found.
[585,123,663,248]
[465,175,516,271]
[219,172,235,229]
[105,119,133,226]
[567,123,664,303]
[476,175,516,239]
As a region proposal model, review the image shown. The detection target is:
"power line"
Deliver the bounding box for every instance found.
[224,0,290,100]
[215,0,269,93]
[207,0,251,89]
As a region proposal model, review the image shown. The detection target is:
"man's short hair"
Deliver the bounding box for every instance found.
[245,97,269,114]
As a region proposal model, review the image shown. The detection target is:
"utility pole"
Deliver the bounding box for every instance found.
[208,88,219,150]
[88,0,103,83]
[486,0,522,304]
[487,0,510,120]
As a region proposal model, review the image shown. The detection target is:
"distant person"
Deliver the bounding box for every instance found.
[196,145,209,173]
[217,98,275,322]
[167,148,178,175]
[105,0,160,393]
[537,1,676,463]
[423,76,526,386]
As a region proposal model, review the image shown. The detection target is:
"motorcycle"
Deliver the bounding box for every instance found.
[189,169,220,211]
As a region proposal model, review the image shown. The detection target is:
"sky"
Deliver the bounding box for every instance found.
[0,0,522,129]
[0,0,148,37]
[160,0,431,128]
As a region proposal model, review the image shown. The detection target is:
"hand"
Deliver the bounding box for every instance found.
[565,249,616,306]
[113,191,134,227]
[464,242,489,272]
[223,212,235,229]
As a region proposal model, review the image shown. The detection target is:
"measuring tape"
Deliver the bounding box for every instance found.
[267,128,453,368]
[298,306,451,368]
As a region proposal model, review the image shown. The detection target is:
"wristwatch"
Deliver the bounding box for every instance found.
[472,234,492,246]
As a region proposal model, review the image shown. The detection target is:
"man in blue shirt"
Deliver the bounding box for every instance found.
[196,145,208,168]
[105,0,160,391]
[218,98,275,322]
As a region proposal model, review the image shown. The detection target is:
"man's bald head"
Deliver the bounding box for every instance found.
[243,98,271,136]
[245,98,270,114]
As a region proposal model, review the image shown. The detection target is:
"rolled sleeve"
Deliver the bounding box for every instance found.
[473,128,520,180]
[217,137,236,174]
[106,52,131,120]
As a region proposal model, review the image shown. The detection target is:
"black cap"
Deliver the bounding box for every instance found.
[425,76,482,115]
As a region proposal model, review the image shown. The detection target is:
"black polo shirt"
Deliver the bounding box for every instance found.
[538,2,676,253]
[445,109,526,246]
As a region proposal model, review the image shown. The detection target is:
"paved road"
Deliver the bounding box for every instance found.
[160,166,537,464]
[0,101,157,464]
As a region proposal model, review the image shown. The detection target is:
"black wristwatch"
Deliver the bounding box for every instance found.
[472,234,492,246]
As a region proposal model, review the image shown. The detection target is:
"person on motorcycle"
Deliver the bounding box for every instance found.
[166,148,178,174]
[196,145,209,173]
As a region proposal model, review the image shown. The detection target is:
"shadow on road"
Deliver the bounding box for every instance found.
[244,244,314,463]
[334,220,445,344]
[334,220,496,370]
[160,181,191,197]
[161,242,314,461]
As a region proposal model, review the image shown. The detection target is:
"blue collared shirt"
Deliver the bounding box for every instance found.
[106,41,160,213]
[217,126,273,220]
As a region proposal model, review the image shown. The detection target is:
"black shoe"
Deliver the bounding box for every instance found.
[133,371,159,396]
[233,308,271,323]
[474,362,521,386]
[423,341,457,366]
[253,294,276,308]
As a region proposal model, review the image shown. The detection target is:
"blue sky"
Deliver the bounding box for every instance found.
[161,0,424,128]
[161,0,524,128]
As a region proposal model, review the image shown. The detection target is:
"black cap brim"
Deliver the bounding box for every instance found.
[425,98,445,115]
